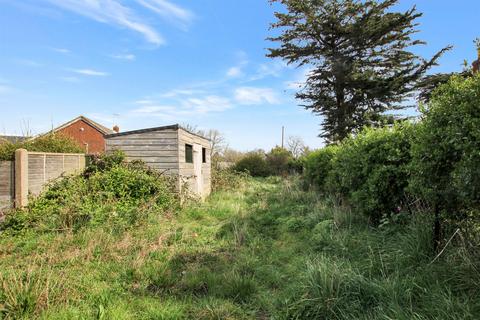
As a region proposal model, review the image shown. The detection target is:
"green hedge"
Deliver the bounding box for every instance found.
[327,124,413,223]
[303,145,338,192]
[233,152,271,177]
[0,133,84,161]
[409,74,480,227]
[304,73,480,233]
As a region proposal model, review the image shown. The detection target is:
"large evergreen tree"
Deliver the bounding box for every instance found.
[268,0,450,143]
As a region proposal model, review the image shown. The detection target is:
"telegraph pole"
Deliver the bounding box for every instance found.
[281,126,285,148]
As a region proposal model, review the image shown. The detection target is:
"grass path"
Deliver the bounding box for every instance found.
[0,178,479,319]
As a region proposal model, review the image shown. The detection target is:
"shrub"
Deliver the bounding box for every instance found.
[233,152,270,177]
[409,74,480,246]
[266,146,293,176]
[303,145,338,192]
[326,124,413,224]
[0,133,84,161]
[2,152,177,234]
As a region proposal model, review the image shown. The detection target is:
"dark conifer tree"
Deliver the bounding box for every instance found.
[268,0,450,143]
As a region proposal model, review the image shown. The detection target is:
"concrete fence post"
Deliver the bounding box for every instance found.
[15,149,28,208]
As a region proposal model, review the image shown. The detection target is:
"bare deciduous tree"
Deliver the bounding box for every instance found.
[200,129,226,157]
[182,124,226,157]
[287,136,305,159]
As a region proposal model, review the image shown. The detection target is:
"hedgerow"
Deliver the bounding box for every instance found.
[409,74,480,248]
[303,145,338,192]
[303,73,480,250]
[326,124,413,224]
[0,133,84,161]
[233,152,271,177]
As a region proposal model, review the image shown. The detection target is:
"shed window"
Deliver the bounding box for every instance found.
[185,144,193,163]
[202,148,207,163]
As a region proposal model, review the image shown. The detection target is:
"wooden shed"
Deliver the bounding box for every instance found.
[105,124,211,198]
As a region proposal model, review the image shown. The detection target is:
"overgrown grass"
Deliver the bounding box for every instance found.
[0,177,478,319]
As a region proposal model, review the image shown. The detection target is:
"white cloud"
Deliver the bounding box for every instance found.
[184,95,232,113]
[160,89,206,98]
[226,50,249,78]
[45,0,164,45]
[131,94,232,120]
[234,87,280,105]
[111,53,136,61]
[226,67,243,78]
[135,0,194,29]
[71,68,109,76]
[249,60,290,81]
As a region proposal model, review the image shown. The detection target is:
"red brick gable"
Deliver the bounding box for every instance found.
[57,119,106,154]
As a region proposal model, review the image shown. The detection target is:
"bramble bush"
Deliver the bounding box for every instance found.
[212,167,248,192]
[2,151,177,234]
[0,133,84,161]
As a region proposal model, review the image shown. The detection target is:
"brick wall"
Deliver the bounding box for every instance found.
[57,119,106,154]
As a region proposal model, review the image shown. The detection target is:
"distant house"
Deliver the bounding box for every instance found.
[105,124,211,198]
[0,135,30,144]
[52,116,116,154]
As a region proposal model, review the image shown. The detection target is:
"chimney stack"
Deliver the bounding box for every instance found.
[113,125,120,133]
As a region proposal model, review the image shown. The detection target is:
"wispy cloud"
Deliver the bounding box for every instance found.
[226,67,243,78]
[160,89,206,98]
[15,59,44,67]
[132,95,232,119]
[249,60,290,81]
[51,47,71,54]
[234,87,280,105]
[136,0,194,30]
[45,0,165,45]
[226,51,249,78]
[71,68,109,76]
[111,53,136,61]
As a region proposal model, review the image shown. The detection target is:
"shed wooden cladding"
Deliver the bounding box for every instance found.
[105,124,211,198]
[0,161,14,210]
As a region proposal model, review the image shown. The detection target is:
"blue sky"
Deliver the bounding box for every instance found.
[0,0,478,151]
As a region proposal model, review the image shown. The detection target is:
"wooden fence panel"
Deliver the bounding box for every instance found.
[0,161,14,210]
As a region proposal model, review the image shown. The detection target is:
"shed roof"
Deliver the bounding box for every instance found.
[104,124,210,141]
